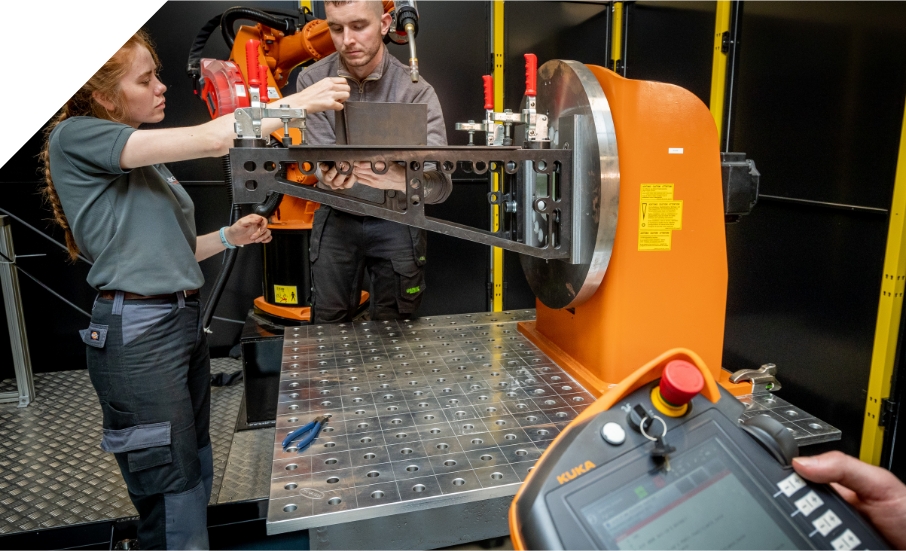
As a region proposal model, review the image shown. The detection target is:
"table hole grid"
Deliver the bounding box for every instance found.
[270,311,568,526]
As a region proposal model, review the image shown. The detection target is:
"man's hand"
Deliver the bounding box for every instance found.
[353,161,406,191]
[793,452,906,548]
[225,214,272,246]
[318,162,357,190]
[282,77,350,113]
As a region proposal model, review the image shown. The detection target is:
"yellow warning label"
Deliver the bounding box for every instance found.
[274,285,299,305]
[639,231,672,251]
[640,183,675,201]
[639,184,683,251]
[642,201,683,230]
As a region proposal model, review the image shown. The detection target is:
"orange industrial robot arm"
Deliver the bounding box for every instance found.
[227,1,396,91]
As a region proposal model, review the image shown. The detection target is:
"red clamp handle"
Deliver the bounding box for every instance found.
[258,66,269,103]
[524,53,537,96]
[483,75,494,110]
[246,40,260,87]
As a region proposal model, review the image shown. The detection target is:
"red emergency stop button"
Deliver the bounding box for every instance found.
[651,360,704,417]
[661,360,704,405]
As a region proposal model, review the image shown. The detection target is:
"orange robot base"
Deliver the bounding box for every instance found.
[254,291,370,322]
[517,66,750,398]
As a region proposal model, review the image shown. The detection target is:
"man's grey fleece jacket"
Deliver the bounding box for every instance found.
[295,46,453,203]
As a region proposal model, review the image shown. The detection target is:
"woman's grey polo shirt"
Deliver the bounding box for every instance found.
[49,116,204,295]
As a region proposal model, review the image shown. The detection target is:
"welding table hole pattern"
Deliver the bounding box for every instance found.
[268,312,595,521]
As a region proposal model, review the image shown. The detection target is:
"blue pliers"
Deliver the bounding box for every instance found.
[282,415,328,452]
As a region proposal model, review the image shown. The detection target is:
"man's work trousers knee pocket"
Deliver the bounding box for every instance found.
[83,294,212,550]
[310,208,427,322]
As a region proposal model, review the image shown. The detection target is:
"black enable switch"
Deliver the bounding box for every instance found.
[741,414,799,467]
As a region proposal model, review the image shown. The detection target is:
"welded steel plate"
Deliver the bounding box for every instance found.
[520,60,619,309]
[266,310,596,534]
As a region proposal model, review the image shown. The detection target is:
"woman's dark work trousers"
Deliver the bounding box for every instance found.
[82,291,212,549]
[310,207,427,323]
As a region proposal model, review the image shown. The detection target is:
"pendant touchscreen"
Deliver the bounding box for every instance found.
[574,433,800,549]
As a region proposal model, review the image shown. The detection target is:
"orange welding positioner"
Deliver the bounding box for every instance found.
[517,66,750,397]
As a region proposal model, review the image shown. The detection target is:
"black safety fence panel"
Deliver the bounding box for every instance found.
[725,1,906,457]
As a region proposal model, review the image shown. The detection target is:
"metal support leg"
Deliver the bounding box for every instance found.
[0,215,35,407]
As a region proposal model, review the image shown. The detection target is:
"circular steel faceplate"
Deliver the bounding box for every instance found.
[520,60,619,309]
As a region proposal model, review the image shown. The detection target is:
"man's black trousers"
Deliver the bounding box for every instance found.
[310,207,427,323]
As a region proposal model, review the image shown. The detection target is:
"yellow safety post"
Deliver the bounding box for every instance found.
[299,0,312,12]
[611,2,623,72]
[861,98,906,465]
[709,1,732,140]
[490,0,505,312]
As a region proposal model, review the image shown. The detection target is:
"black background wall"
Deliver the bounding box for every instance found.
[2,0,905,460]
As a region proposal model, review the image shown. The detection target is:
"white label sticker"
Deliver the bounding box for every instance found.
[268,86,280,99]
[668,147,684,154]
[776,473,807,497]
[812,509,842,537]
[794,491,824,517]
[831,529,861,550]
[235,84,247,97]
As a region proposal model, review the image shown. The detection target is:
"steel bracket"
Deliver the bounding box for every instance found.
[729,363,782,394]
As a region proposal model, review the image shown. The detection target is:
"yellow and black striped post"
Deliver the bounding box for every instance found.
[709,1,732,141]
[490,0,505,312]
[861,98,906,465]
[611,2,623,73]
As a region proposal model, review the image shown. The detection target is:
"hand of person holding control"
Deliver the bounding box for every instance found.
[793,452,906,548]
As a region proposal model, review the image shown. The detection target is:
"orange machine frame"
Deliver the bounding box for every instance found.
[518,66,750,397]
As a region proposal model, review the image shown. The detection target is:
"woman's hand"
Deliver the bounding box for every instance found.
[283,77,350,113]
[225,214,272,246]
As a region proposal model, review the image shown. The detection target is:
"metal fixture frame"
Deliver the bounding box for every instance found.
[229,144,574,260]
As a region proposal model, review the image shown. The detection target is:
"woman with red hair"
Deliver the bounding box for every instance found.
[41,31,348,549]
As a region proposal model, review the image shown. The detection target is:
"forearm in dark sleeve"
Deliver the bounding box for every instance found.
[296,71,336,146]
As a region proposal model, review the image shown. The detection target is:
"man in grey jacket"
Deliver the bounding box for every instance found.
[296,0,452,323]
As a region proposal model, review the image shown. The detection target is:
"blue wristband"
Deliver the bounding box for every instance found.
[219,227,237,249]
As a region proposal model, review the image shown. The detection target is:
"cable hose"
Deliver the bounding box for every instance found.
[186,12,223,84]
[221,7,297,50]
[254,192,283,218]
[202,155,242,332]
